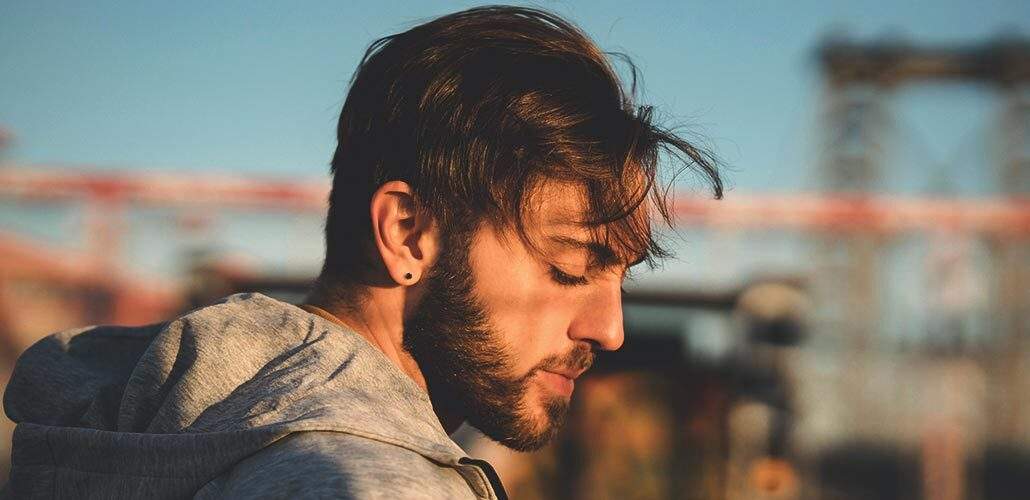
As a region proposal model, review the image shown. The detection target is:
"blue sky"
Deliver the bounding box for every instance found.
[1,0,1027,291]
[2,0,1027,194]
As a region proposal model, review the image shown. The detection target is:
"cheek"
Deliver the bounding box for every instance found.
[470,241,579,372]
[477,267,573,368]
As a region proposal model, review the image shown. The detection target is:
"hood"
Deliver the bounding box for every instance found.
[3,293,467,498]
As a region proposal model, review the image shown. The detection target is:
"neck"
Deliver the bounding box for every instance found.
[303,284,465,434]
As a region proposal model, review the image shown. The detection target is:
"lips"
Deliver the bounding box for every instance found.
[541,345,594,379]
[539,370,575,397]
[536,344,594,396]
[546,367,587,380]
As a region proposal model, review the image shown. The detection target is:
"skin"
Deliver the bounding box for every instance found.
[465,184,626,436]
[309,179,630,443]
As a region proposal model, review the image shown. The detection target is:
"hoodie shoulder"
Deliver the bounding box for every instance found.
[4,322,166,429]
[196,431,482,500]
[4,293,493,499]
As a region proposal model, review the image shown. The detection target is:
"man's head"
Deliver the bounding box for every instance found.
[317,6,721,450]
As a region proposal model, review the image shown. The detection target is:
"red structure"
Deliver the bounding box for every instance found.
[1,165,1025,344]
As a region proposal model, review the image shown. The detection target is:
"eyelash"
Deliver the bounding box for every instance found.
[549,266,589,287]
[548,266,632,296]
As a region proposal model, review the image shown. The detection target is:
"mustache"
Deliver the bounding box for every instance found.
[535,342,594,376]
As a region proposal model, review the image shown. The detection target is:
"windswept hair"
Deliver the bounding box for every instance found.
[320,5,722,287]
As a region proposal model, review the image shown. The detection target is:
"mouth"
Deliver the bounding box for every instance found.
[548,366,587,380]
[538,370,575,397]
[535,345,593,398]
[538,363,591,398]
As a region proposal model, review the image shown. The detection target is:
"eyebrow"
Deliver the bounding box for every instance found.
[547,235,645,271]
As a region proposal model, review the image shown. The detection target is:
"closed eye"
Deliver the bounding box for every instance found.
[549,265,589,287]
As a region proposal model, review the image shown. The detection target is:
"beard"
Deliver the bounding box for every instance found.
[402,226,593,452]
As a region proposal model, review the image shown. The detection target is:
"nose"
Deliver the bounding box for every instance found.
[568,279,625,351]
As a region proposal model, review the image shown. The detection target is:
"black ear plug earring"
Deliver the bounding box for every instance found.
[404,273,413,280]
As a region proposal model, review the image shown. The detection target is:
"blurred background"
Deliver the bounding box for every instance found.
[1,1,1028,498]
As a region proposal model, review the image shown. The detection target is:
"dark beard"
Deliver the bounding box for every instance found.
[402,227,590,451]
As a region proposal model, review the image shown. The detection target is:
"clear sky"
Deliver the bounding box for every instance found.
[2,0,1027,195]
[1,0,1028,301]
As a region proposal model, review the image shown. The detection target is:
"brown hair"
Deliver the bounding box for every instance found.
[318,5,722,290]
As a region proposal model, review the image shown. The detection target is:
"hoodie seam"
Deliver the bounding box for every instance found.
[44,426,57,499]
[36,464,203,481]
[23,427,462,481]
[269,423,465,466]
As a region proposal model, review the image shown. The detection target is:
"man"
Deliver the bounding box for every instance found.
[3,6,720,499]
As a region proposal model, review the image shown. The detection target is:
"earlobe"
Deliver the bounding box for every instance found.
[369,181,435,286]
[401,271,421,285]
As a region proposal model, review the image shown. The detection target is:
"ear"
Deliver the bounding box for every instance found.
[370,181,438,286]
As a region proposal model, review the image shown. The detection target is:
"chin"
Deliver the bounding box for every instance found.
[508,386,571,451]
[471,383,570,452]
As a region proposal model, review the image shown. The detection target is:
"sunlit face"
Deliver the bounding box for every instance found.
[404,181,633,451]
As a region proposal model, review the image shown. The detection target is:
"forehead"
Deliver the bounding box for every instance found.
[521,180,651,265]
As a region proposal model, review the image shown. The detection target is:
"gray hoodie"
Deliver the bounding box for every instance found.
[3,293,507,499]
